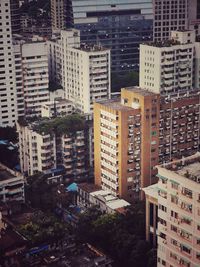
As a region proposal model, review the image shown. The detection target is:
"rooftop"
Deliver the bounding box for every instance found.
[97,98,134,111]
[123,86,159,97]
[75,43,109,52]
[90,190,130,210]
[18,114,86,135]
[143,184,159,201]
[160,153,200,184]
[143,39,181,48]
[68,243,112,267]
[78,183,101,193]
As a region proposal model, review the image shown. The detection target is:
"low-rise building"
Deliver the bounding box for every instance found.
[0,163,25,203]
[77,183,130,214]
[41,99,74,118]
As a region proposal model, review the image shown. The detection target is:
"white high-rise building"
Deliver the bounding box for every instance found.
[0,0,18,127]
[21,42,50,117]
[153,0,197,41]
[48,29,111,114]
[13,41,50,118]
[140,30,195,96]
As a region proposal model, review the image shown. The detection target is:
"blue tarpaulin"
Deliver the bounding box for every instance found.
[66,183,78,192]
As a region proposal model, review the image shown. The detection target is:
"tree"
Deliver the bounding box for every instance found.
[75,202,152,267]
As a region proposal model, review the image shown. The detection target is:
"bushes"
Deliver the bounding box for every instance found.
[33,114,86,135]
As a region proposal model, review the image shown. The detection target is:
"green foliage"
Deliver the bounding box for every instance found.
[76,203,154,267]
[33,114,86,135]
[111,71,139,92]
[26,173,55,211]
[18,210,69,245]
[26,173,72,211]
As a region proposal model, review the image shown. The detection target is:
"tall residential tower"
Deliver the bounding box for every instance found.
[0,0,18,127]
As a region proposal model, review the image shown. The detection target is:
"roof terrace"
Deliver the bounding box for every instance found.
[160,153,200,184]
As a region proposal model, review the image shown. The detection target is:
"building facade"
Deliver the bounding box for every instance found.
[94,86,200,202]
[156,153,200,267]
[0,0,18,127]
[153,0,197,41]
[13,41,50,118]
[140,30,195,96]
[65,0,153,73]
[48,29,111,114]
[10,0,21,34]
[41,99,74,118]
[17,115,90,181]
[51,0,73,31]
[159,92,200,164]
[94,87,160,202]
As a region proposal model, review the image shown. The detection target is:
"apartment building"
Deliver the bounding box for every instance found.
[94,85,200,202]
[13,41,50,118]
[140,30,195,96]
[51,0,73,31]
[48,29,111,114]
[154,153,200,267]
[94,87,160,202]
[13,43,24,118]
[0,163,25,203]
[67,0,153,73]
[153,0,197,41]
[159,92,200,163]
[143,90,200,247]
[0,0,18,127]
[17,115,90,181]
